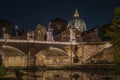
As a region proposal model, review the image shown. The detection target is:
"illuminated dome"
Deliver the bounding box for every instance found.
[67,8,87,32]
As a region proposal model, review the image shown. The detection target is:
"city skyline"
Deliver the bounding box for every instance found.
[0,0,120,30]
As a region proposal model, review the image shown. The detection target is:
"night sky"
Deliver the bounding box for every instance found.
[0,0,120,30]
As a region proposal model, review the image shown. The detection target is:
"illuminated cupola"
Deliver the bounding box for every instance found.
[74,8,79,18]
[67,8,87,32]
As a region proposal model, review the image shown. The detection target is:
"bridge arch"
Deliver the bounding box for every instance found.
[0,45,27,67]
[35,47,70,66]
[0,45,26,56]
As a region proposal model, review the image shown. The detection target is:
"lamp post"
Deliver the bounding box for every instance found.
[15,25,18,36]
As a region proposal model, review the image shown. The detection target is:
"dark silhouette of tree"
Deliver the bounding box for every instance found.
[105,7,120,74]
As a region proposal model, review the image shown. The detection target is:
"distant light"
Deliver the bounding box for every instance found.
[3,27,6,31]
[15,26,18,29]
[38,30,40,33]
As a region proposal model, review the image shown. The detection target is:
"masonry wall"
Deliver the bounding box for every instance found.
[2,56,27,67]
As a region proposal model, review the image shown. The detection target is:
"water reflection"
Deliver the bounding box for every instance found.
[22,70,119,80]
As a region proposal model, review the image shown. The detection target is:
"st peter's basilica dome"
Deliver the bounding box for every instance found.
[67,8,87,32]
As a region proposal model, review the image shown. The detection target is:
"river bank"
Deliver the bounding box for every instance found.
[37,64,114,71]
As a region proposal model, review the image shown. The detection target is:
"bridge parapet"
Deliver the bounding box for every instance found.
[0,39,78,45]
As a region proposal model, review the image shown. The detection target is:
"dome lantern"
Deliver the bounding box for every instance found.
[74,8,79,18]
[67,8,87,32]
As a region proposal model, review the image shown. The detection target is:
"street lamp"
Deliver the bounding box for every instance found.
[15,25,18,36]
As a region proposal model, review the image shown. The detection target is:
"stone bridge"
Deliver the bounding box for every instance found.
[0,39,112,64]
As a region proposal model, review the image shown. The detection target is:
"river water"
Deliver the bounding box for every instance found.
[21,70,119,80]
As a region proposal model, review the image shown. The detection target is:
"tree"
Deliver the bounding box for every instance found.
[106,7,120,45]
[105,7,120,74]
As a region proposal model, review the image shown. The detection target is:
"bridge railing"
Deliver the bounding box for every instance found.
[0,39,108,46]
[0,39,79,45]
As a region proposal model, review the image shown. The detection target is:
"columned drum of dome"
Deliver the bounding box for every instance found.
[67,8,87,32]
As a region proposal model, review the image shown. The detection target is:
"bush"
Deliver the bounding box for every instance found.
[0,66,7,77]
